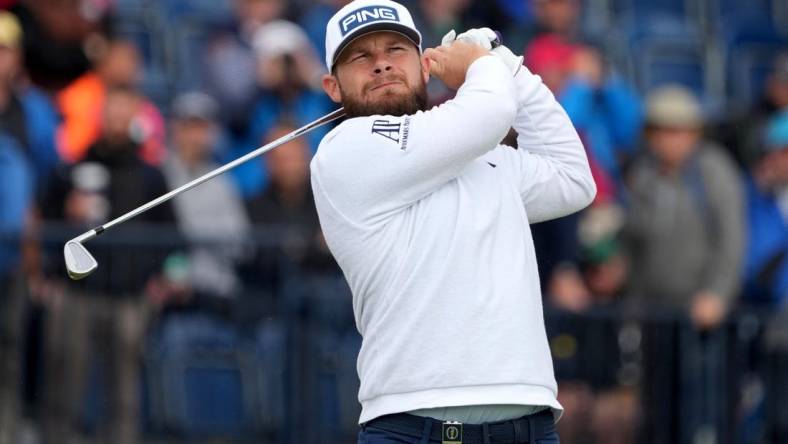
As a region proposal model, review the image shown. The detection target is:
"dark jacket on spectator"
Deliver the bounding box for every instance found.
[246,185,335,272]
[43,139,175,294]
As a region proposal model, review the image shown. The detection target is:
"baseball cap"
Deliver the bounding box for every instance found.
[252,20,311,61]
[0,11,22,49]
[524,34,578,76]
[324,0,422,71]
[645,85,703,129]
[171,92,219,122]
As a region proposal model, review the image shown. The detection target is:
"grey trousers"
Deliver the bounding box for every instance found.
[42,292,149,444]
[0,275,24,444]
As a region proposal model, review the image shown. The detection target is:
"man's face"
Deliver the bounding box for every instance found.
[646,126,701,171]
[756,147,788,189]
[99,42,141,88]
[102,90,140,144]
[322,31,429,117]
[173,119,217,161]
[535,0,580,35]
[767,75,788,109]
[0,46,19,85]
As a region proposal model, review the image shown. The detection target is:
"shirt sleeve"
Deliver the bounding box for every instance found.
[699,148,745,304]
[311,55,517,226]
[501,66,596,223]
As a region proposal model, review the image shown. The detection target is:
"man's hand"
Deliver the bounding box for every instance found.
[690,290,727,330]
[548,264,592,312]
[570,47,604,88]
[424,40,489,90]
[450,28,524,76]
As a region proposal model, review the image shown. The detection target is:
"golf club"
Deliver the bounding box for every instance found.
[64,107,346,280]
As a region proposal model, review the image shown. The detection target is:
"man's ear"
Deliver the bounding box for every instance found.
[322,74,342,103]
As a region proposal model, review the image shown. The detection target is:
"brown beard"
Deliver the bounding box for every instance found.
[339,78,428,118]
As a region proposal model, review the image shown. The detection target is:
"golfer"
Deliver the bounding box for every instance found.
[311,0,595,442]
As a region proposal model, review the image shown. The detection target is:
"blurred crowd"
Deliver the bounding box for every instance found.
[0,0,786,443]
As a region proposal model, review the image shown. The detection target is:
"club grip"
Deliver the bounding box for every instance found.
[492,31,503,48]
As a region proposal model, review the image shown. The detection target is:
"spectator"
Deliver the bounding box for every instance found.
[300,0,352,64]
[0,134,33,444]
[525,35,641,312]
[477,0,535,34]
[0,11,60,193]
[202,0,285,137]
[624,85,744,330]
[40,86,174,444]
[526,35,642,198]
[548,204,639,444]
[246,121,335,272]
[11,0,110,90]
[729,52,788,167]
[410,0,473,47]
[524,34,576,93]
[249,20,327,145]
[409,0,475,104]
[0,13,59,440]
[228,20,332,197]
[531,0,582,39]
[56,39,166,166]
[523,35,587,310]
[578,204,629,304]
[162,92,251,301]
[507,0,588,53]
[563,46,643,198]
[623,89,744,444]
[742,111,788,307]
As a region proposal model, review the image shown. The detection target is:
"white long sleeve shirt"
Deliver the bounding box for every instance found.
[310,55,595,424]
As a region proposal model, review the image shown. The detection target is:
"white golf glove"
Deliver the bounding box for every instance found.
[440,29,458,46]
[456,27,498,49]
[441,28,523,76]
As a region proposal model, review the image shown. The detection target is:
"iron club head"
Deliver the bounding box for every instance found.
[64,240,98,280]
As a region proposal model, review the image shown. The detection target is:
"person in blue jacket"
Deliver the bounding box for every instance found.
[743,111,788,307]
[226,20,334,198]
[0,11,59,193]
[0,133,33,444]
[558,46,643,198]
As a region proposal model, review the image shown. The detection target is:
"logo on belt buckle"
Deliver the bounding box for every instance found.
[442,421,462,444]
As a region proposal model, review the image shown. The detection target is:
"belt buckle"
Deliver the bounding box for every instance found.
[442,421,462,444]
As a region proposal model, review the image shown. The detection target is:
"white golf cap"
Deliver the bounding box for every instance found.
[325,0,422,71]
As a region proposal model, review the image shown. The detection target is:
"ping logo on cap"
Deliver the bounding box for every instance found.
[339,5,400,36]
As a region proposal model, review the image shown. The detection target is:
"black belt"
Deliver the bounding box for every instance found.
[364,409,555,443]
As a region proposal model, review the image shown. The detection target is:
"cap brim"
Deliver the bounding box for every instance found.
[331,22,421,70]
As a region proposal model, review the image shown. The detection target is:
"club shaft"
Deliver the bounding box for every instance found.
[74,107,345,243]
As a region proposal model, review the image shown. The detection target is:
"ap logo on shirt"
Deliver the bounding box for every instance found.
[371,117,411,150]
[339,5,400,36]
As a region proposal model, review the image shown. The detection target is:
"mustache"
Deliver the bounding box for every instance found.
[365,75,406,93]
